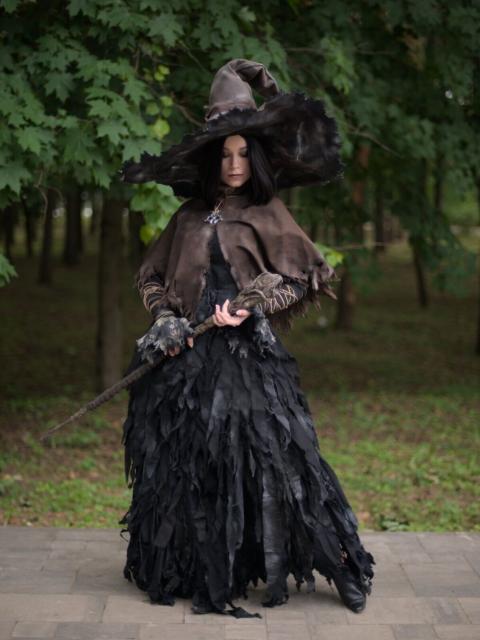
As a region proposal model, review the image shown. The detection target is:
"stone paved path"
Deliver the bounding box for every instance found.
[0,527,479,640]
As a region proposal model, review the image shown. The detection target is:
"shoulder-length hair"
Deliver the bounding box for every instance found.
[196,134,277,209]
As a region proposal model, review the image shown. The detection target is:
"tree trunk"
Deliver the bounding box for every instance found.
[96,197,124,391]
[476,261,480,356]
[335,143,370,330]
[22,200,36,258]
[335,266,355,330]
[374,179,385,254]
[411,241,429,308]
[3,205,17,262]
[410,160,429,308]
[308,220,319,243]
[475,180,480,356]
[77,190,84,255]
[90,188,103,236]
[63,185,82,266]
[128,208,145,269]
[37,189,56,284]
[434,152,445,214]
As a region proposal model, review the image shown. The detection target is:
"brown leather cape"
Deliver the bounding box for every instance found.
[136,193,337,332]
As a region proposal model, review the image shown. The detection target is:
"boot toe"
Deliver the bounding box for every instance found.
[331,566,368,613]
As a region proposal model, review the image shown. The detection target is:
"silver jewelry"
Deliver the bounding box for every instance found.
[204,210,223,224]
[204,198,224,224]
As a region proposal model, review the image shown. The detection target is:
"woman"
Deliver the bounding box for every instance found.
[119,59,375,619]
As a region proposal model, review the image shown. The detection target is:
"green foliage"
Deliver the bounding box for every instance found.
[0,0,479,297]
[319,36,356,96]
[129,183,181,243]
[0,252,17,286]
[316,243,344,268]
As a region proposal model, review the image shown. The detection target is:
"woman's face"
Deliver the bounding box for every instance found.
[220,135,251,188]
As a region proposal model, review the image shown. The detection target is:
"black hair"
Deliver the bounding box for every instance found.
[196,134,277,209]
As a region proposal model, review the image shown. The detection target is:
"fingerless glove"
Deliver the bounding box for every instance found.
[136,309,194,363]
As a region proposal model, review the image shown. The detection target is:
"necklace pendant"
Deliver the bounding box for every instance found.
[204,210,223,224]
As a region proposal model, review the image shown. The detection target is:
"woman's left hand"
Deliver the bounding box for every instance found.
[213,299,252,327]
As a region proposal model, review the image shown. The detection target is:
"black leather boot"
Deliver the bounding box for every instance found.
[331,565,367,613]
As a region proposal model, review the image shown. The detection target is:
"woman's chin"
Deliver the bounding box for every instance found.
[223,178,249,188]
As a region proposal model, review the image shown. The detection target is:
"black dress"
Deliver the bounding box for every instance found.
[119,224,375,618]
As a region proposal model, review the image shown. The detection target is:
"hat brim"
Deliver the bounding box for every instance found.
[120,91,344,197]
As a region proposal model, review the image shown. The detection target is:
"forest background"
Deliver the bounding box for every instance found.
[0,0,479,532]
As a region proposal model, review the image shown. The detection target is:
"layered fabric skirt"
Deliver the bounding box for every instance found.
[119,307,375,617]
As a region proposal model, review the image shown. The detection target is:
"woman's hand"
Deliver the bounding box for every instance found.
[213,299,252,327]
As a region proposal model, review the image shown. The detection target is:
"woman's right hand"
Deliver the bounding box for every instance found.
[213,299,252,327]
[167,336,194,357]
[137,315,194,363]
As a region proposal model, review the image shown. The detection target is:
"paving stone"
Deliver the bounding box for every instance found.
[383,535,432,564]
[0,620,16,640]
[81,595,106,623]
[184,613,262,625]
[426,597,470,624]
[267,622,313,639]
[43,551,89,573]
[55,529,120,543]
[102,595,185,624]
[458,598,480,624]
[0,569,75,594]
[71,557,134,596]
[417,533,480,557]
[370,563,416,598]
[54,622,139,639]
[344,596,467,625]
[71,574,135,597]
[139,623,226,639]
[0,595,101,623]
[356,540,396,565]
[0,552,49,571]
[11,622,57,638]
[0,528,56,552]
[464,552,480,578]
[423,553,472,567]
[344,598,432,625]
[225,625,267,639]
[83,541,125,558]
[434,625,480,639]
[362,532,431,571]
[49,542,87,553]
[264,607,306,624]
[288,590,349,624]
[1,530,480,640]
[391,624,437,639]
[311,624,395,639]
[401,562,480,597]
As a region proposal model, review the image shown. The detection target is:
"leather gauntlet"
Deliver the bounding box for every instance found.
[139,273,170,320]
[256,279,307,315]
[136,308,194,364]
[251,278,307,357]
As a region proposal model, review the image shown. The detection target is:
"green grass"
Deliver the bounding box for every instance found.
[0,233,479,530]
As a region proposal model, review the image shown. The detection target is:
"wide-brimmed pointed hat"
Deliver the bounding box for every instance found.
[120,58,344,197]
